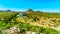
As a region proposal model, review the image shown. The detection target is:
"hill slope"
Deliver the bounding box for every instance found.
[0,10,60,34]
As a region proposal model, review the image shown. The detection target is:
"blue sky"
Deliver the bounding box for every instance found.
[0,0,60,12]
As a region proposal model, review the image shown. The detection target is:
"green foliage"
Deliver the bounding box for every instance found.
[23,11,60,18]
[0,12,19,23]
[0,31,2,34]
[19,23,60,34]
[0,10,60,34]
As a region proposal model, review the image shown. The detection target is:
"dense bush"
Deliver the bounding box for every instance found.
[19,23,60,34]
[0,10,60,34]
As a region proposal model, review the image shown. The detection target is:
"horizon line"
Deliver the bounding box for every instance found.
[0,9,60,13]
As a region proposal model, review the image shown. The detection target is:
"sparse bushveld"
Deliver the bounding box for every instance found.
[0,9,60,34]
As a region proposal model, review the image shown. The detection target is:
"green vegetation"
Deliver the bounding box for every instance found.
[0,9,60,34]
[19,23,60,34]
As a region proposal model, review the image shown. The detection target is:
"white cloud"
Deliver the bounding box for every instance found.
[34,9,60,13]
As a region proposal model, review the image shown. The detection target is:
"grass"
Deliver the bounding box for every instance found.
[0,10,60,34]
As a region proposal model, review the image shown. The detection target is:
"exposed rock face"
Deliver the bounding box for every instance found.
[26,31,32,34]
[3,26,20,34]
[26,31,36,34]
[32,32,36,34]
